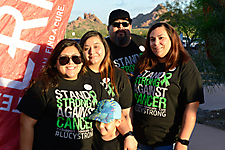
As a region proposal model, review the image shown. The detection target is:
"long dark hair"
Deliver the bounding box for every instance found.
[25,39,87,93]
[135,22,190,74]
[79,31,118,96]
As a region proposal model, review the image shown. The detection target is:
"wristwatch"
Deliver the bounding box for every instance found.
[123,131,134,138]
[177,138,189,146]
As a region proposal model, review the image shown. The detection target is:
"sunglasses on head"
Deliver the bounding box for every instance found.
[58,55,82,65]
[111,22,130,28]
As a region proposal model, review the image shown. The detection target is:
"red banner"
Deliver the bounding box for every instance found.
[0,0,74,149]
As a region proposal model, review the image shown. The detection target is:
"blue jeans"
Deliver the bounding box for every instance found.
[138,143,173,150]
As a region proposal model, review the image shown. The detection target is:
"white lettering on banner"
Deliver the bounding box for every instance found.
[0,94,13,111]
[12,97,21,113]
[0,2,52,89]
[0,6,49,58]
[42,57,48,68]
[45,46,53,54]
[54,5,65,26]
[0,58,35,90]
[0,93,22,113]
[47,5,65,49]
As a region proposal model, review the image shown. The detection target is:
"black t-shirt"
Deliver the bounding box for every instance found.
[106,34,146,76]
[92,132,124,150]
[131,60,204,146]
[84,67,132,109]
[17,75,110,150]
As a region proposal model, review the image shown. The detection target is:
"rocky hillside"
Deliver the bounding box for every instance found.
[66,4,168,38]
[67,13,106,30]
[67,4,167,31]
[132,4,167,28]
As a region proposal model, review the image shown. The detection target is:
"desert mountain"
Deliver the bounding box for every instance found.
[67,4,167,31]
[132,4,167,28]
[67,13,106,30]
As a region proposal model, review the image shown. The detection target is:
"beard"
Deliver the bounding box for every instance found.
[113,30,130,47]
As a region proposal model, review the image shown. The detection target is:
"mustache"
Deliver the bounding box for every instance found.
[116,30,126,35]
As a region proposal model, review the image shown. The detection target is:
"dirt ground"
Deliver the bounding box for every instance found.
[197,108,225,130]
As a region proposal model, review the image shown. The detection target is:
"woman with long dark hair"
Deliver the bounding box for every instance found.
[80,31,136,149]
[17,39,110,150]
[132,23,204,150]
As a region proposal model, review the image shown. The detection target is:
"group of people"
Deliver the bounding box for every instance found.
[17,8,204,150]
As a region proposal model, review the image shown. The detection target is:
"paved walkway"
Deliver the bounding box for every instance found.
[189,84,225,150]
[200,84,225,110]
[189,124,225,150]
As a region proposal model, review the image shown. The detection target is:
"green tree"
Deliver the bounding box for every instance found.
[161,0,202,52]
[194,0,225,86]
[160,0,225,86]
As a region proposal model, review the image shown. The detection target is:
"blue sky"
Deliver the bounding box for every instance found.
[69,0,171,25]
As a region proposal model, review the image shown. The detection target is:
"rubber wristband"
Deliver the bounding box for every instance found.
[178,138,189,146]
[123,131,134,138]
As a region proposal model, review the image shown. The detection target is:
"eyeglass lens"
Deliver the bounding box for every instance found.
[59,56,82,65]
[112,22,129,28]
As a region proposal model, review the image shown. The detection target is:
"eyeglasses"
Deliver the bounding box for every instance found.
[58,55,82,65]
[111,22,130,28]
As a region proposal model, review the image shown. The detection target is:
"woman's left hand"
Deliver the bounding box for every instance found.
[124,135,137,150]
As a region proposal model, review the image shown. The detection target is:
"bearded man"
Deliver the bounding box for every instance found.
[106,9,146,77]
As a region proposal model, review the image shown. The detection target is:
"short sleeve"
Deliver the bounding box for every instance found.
[100,84,112,100]
[116,69,133,109]
[179,60,204,104]
[17,83,47,120]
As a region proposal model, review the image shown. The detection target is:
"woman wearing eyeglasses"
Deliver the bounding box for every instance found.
[17,39,111,150]
[79,31,137,150]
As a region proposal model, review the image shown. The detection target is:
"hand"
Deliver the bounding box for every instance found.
[124,135,137,150]
[174,141,188,150]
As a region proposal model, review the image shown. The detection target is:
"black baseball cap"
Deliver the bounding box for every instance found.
[108,9,132,26]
